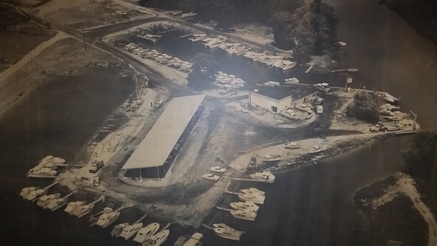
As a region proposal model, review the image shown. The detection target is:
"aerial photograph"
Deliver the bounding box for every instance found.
[0,0,436,245]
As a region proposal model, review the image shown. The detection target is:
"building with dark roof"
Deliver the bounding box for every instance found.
[249,85,318,113]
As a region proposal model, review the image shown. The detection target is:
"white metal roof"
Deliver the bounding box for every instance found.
[122,94,205,170]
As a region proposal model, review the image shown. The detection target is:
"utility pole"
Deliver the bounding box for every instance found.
[431,143,437,195]
[409,110,417,130]
[344,73,353,90]
[82,27,87,51]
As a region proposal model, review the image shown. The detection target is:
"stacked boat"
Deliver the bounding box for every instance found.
[218,187,266,222]
[27,155,67,178]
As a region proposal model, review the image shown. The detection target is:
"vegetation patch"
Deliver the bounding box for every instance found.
[354,176,428,245]
[346,91,380,124]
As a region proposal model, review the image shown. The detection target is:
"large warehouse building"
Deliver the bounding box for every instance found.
[122,94,205,179]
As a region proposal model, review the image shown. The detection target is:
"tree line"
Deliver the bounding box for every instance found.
[139,0,338,60]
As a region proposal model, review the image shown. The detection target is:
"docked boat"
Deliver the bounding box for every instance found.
[284,142,300,149]
[19,186,39,198]
[261,154,282,162]
[27,166,57,178]
[64,201,86,215]
[239,187,265,196]
[111,223,128,237]
[96,207,123,228]
[142,229,169,246]
[230,201,259,212]
[308,145,324,154]
[46,192,75,211]
[36,193,61,208]
[238,193,265,205]
[120,222,143,240]
[24,188,47,201]
[133,222,160,243]
[230,209,257,221]
[72,196,104,218]
[181,232,203,246]
[249,171,275,183]
[212,223,243,241]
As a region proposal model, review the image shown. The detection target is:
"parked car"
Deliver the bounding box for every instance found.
[306,112,314,119]
[314,97,324,105]
[89,160,104,173]
[210,166,226,173]
[92,176,101,187]
[202,173,220,181]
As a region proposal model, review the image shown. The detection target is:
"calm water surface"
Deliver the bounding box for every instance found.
[1,0,437,245]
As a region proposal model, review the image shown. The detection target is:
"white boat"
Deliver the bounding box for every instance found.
[230,209,257,221]
[284,142,300,149]
[72,196,104,218]
[19,186,39,198]
[36,193,61,208]
[64,201,85,215]
[261,155,282,162]
[133,222,160,243]
[111,223,128,237]
[212,223,243,241]
[230,201,259,212]
[24,188,47,201]
[27,166,57,178]
[96,208,122,228]
[238,193,265,205]
[181,232,203,246]
[308,145,324,154]
[120,222,143,240]
[249,171,275,183]
[239,187,265,196]
[142,229,169,246]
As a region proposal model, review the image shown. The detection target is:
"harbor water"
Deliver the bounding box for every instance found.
[1,0,437,245]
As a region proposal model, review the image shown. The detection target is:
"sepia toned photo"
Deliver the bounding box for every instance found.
[1,0,436,245]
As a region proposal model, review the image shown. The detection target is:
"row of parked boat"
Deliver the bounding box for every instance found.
[218,187,265,221]
[187,33,295,71]
[19,183,173,246]
[123,43,193,73]
[109,215,170,246]
[206,187,267,241]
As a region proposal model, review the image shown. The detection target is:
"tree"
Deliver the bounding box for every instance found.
[269,5,315,60]
[187,53,218,90]
[346,91,380,123]
[403,131,437,192]
[310,0,338,55]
